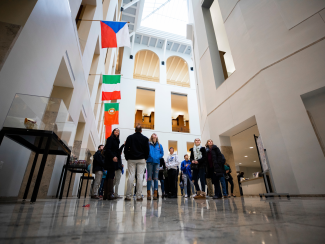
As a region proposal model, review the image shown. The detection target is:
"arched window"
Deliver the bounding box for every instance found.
[133,50,160,82]
[166,56,190,87]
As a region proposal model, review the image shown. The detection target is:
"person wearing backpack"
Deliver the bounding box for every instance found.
[205,139,228,199]
[224,161,236,197]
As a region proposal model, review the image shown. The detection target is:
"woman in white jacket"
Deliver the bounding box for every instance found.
[166,147,179,198]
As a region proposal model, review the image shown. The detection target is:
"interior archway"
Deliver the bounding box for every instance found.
[166,56,190,87]
[133,50,160,82]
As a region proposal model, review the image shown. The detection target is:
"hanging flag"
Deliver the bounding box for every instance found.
[102,75,121,100]
[100,21,130,48]
[105,125,112,139]
[104,103,119,125]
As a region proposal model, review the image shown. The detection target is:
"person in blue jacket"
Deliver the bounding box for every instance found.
[146,133,164,200]
[181,154,195,198]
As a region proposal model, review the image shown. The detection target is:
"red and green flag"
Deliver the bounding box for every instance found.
[105,125,112,139]
[102,75,121,100]
[104,103,119,125]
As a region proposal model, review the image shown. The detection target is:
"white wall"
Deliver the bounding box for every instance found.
[0,0,119,197]
[189,0,325,194]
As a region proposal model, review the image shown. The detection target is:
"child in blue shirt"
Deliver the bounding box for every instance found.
[180,154,196,197]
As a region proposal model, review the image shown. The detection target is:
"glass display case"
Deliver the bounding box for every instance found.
[2,94,76,148]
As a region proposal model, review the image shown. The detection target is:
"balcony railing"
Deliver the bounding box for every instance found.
[134,123,154,130]
[172,127,190,133]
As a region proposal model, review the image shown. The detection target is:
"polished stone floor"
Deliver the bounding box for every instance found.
[0,196,325,243]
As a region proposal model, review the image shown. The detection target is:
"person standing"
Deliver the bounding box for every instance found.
[91,145,105,199]
[224,161,236,197]
[158,158,166,197]
[166,147,179,198]
[205,139,228,199]
[179,171,184,196]
[181,154,195,198]
[237,172,245,196]
[124,125,149,201]
[190,138,207,199]
[103,128,124,200]
[113,142,125,198]
[98,170,107,198]
[146,133,164,200]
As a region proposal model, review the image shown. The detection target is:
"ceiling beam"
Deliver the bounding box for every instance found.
[134,51,141,73]
[163,39,167,60]
[166,56,175,76]
[121,0,140,11]
[154,39,158,48]
[122,12,136,18]
[147,37,151,47]
[183,45,188,53]
[152,61,159,78]
[140,51,147,76]
[140,35,143,45]
[180,72,189,83]
[176,44,181,52]
[170,58,182,80]
[146,52,154,76]
[175,62,186,82]
[170,42,174,51]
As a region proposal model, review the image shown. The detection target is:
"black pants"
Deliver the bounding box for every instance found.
[192,168,206,192]
[168,169,177,196]
[226,177,234,194]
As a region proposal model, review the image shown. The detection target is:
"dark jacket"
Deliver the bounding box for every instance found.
[92,150,105,173]
[124,132,149,160]
[158,158,166,180]
[189,147,207,169]
[104,136,124,171]
[117,144,125,170]
[206,145,225,177]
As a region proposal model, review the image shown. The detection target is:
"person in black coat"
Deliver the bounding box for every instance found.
[103,128,124,200]
[158,158,167,197]
[189,138,207,199]
[90,145,105,199]
[205,139,228,199]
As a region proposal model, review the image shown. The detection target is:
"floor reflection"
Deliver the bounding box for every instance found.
[1,197,325,243]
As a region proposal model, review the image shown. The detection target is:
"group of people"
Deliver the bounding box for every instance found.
[90,125,236,201]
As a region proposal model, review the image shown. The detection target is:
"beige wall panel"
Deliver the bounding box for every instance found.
[261,40,325,194]
[239,0,325,69]
[272,0,325,29]
[217,0,239,22]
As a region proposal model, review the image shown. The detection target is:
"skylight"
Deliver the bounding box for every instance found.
[141,0,188,36]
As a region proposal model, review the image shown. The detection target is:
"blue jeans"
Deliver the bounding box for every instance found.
[160,179,165,194]
[147,162,159,191]
[192,168,206,192]
[183,174,195,196]
[98,178,105,196]
[213,173,228,197]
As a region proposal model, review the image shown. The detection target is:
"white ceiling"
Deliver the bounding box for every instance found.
[230,125,261,168]
[141,0,188,36]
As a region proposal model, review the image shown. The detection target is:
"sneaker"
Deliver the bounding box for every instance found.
[137,197,143,201]
[223,196,228,199]
[115,194,123,199]
[125,197,132,201]
[185,195,188,198]
[91,195,100,199]
[213,196,222,199]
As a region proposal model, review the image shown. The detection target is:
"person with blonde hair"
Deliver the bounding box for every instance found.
[189,138,207,199]
[206,139,228,199]
[146,133,164,200]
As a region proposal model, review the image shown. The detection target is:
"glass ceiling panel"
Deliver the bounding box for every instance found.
[141,0,188,36]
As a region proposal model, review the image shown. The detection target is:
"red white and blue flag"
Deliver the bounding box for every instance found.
[100,21,130,48]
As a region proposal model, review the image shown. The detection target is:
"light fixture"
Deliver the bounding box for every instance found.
[250,147,253,148]
[244,156,248,157]
[239,163,242,164]
[254,161,256,162]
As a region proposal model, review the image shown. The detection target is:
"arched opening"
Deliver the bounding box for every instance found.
[166,56,190,87]
[133,50,160,82]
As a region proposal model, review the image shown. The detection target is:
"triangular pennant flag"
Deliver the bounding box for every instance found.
[104,103,119,125]
[102,75,121,100]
